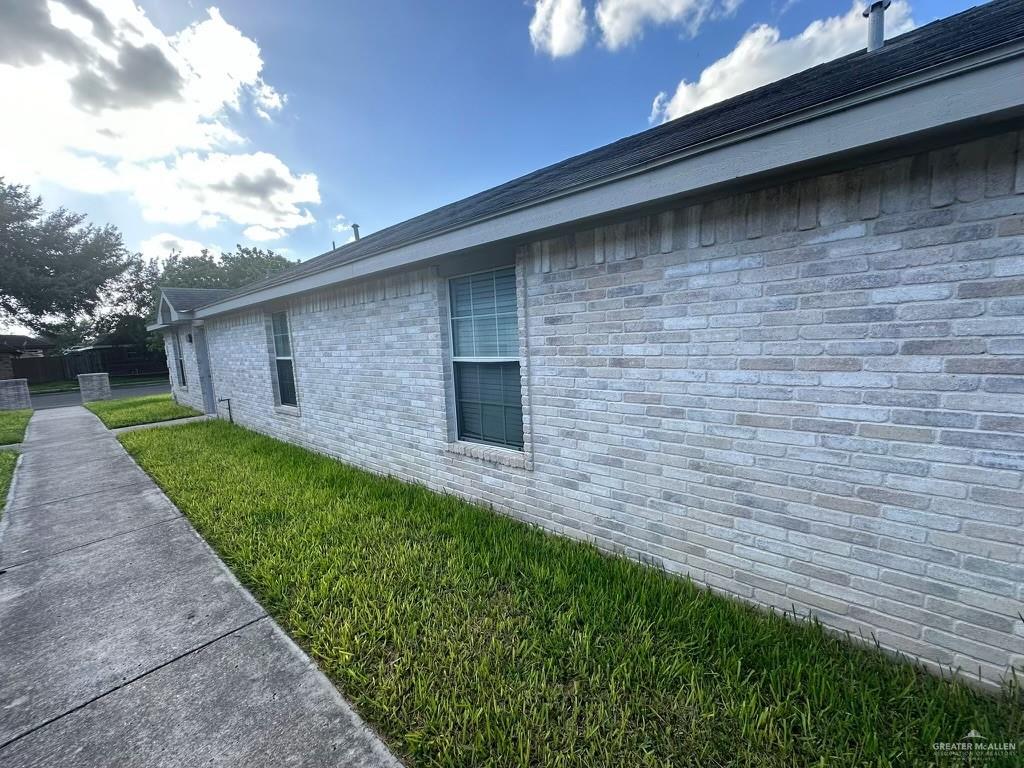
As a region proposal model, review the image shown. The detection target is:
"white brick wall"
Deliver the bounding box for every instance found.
[179,130,1024,687]
[165,327,204,412]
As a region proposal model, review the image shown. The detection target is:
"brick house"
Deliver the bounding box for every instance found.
[151,1,1024,688]
[0,336,56,380]
[0,346,19,381]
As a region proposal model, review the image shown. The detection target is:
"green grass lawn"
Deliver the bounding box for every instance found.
[86,394,198,429]
[29,375,169,395]
[120,420,1022,768]
[0,450,17,504]
[0,410,32,445]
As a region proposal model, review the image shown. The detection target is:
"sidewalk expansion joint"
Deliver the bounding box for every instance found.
[5,479,152,514]
[0,516,183,572]
[0,616,269,753]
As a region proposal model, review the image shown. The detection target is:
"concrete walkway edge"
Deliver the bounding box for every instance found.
[112,413,213,434]
[115,429,402,766]
[0,452,24,543]
[0,407,403,767]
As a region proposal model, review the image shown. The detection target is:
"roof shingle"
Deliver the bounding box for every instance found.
[160,287,236,313]
[195,0,1024,311]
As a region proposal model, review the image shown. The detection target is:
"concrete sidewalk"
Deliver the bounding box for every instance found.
[0,407,401,767]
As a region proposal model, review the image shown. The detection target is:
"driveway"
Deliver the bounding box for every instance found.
[31,382,171,410]
[0,407,400,767]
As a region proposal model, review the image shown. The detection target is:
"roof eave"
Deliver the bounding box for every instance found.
[147,316,194,332]
[148,296,195,331]
[195,40,1024,320]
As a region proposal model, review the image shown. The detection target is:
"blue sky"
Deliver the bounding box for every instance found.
[0,0,980,271]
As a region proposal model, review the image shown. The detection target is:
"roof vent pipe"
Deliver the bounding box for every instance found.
[864,0,891,52]
[352,223,361,240]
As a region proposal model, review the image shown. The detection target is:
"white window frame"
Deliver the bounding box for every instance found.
[447,266,524,451]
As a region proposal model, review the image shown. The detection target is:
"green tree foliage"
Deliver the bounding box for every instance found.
[158,247,294,289]
[91,253,161,347]
[94,245,294,348]
[0,178,130,335]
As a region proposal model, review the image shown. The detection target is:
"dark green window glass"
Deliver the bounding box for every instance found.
[276,358,297,407]
[454,362,523,449]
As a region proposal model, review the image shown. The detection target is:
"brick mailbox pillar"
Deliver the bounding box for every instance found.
[0,379,31,411]
[79,373,112,403]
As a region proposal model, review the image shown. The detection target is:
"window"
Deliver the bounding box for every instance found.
[271,311,298,407]
[172,331,187,388]
[449,267,523,449]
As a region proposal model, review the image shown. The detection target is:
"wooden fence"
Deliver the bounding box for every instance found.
[12,356,66,384]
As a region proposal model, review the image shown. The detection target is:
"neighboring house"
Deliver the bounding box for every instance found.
[0,335,55,359]
[0,344,21,380]
[0,335,57,382]
[151,2,1024,688]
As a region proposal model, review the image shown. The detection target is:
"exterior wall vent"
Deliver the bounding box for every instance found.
[864,0,891,52]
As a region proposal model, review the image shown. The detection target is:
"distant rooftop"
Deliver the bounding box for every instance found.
[0,334,55,351]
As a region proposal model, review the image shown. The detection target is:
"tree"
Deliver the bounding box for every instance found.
[91,245,294,349]
[159,246,293,289]
[0,179,130,335]
[90,253,161,347]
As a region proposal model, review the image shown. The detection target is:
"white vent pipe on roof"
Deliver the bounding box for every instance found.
[864,0,892,52]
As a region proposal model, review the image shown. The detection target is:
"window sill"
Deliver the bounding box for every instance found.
[274,404,301,417]
[445,440,530,470]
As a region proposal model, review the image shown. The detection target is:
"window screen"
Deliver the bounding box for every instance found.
[271,311,298,407]
[449,268,523,449]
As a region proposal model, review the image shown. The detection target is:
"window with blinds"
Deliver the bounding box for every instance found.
[449,267,523,449]
[271,311,298,407]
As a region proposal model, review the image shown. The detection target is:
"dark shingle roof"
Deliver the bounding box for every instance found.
[0,335,54,350]
[160,287,236,312]
[199,0,1024,311]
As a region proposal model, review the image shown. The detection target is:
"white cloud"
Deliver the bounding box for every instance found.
[244,225,285,241]
[171,7,285,121]
[596,0,741,50]
[530,0,588,58]
[140,232,220,261]
[650,1,914,122]
[122,151,318,231]
[331,214,356,245]
[0,1,317,239]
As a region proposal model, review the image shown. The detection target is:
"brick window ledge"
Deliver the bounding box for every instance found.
[445,440,530,470]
